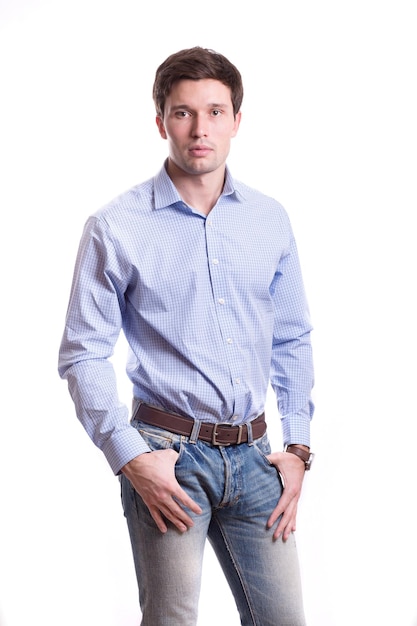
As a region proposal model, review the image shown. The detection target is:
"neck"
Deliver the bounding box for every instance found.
[166,160,225,216]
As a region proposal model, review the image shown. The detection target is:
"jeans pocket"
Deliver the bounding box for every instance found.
[133,420,184,459]
[253,433,273,467]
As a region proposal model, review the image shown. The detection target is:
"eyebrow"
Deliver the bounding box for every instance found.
[170,102,230,111]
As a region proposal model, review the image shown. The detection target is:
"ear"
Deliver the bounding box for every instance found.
[156,116,167,139]
[231,111,242,138]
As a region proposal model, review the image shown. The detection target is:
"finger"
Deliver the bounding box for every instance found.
[148,505,168,534]
[272,511,293,540]
[267,493,290,528]
[272,513,286,540]
[267,506,282,529]
[160,492,200,531]
[268,499,297,540]
[274,524,292,541]
[174,487,202,515]
[150,499,191,534]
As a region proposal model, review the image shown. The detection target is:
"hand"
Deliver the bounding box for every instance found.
[266,450,306,541]
[121,449,202,534]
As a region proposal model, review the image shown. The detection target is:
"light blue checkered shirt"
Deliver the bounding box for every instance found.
[58,163,314,474]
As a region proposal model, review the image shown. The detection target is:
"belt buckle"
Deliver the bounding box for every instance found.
[211,423,243,446]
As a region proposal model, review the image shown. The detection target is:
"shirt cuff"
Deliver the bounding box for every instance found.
[101,424,151,475]
[281,412,311,448]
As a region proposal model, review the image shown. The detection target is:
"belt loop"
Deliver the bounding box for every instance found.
[246,420,254,446]
[131,398,141,421]
[189,420,202,444]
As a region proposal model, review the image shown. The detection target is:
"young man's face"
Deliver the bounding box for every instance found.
[156,78,241,178]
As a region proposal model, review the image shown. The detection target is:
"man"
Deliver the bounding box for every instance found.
[58,46,314,626]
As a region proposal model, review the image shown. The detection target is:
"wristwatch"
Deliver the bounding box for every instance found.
[285,445,315,471]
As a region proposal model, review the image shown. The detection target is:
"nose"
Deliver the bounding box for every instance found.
[191,115,207,138]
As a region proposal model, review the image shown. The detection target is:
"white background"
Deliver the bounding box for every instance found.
[1,1,416,625]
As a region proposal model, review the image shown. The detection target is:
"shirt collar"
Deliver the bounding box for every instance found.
[153,160,246,211]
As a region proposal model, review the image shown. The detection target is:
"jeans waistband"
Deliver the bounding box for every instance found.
[133,402,266,446]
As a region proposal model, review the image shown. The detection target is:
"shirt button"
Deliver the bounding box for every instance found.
[231,415,238,421]
[212,258,219,265]
[235,378,240,384]
[226,338,233,344]
[218,298,225,305]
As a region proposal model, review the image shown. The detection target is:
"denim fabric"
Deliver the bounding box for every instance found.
[120,420,306,626]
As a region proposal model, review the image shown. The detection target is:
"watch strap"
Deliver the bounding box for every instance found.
[285,445,314,470]
[285,445,310,463]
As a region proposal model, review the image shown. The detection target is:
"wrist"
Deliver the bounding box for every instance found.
[284,444,314,471]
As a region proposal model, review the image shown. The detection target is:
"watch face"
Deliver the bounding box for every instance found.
[306,452,315,470]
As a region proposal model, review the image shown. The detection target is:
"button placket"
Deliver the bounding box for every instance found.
[205,215,244,410]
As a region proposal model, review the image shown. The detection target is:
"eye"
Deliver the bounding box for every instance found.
[175,110,191,118]
[211,109,222,117]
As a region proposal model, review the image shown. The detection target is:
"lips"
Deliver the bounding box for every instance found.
[189,145,212,156]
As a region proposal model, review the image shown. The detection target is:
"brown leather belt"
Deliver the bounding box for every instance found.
[134,403,266,446]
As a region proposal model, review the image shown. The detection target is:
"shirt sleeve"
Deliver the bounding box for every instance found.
[269,224,315,447]
[58,216,150,474]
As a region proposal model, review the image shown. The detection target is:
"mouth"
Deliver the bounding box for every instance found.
[188,145,212,157]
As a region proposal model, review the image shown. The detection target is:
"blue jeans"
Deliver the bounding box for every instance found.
[120,419,306,626]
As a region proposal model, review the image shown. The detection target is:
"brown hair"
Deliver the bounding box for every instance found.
[152,47,244,119]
